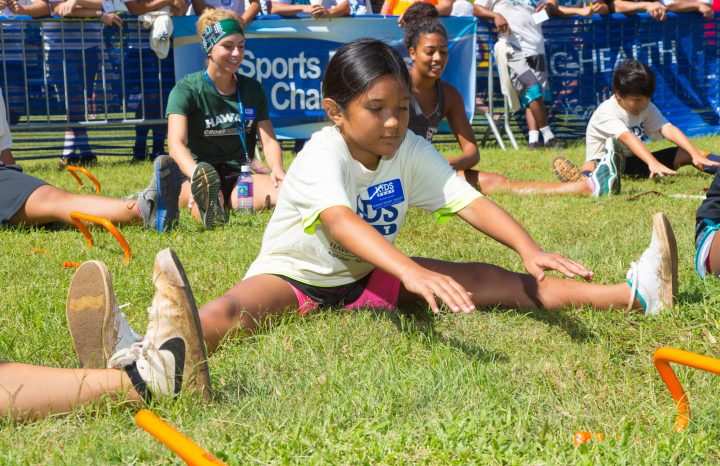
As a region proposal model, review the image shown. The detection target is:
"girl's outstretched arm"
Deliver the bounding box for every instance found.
[456,197,595,282]
[319,206,476,314]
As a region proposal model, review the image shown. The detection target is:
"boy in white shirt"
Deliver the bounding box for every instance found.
[473,0,564,152]
[553,60,720,182]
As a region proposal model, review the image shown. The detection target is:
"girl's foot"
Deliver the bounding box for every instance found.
[191,162,226,229]
[109,249,213,402]
[66,261,141,369]
[552,156,585,183]
[138,155,183,232]
[626,213,678,315]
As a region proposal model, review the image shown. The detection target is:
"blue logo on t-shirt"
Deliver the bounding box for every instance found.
[356,179,404,236]
[245,108,257,120]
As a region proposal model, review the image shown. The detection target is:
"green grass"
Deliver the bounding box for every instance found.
[3,135,720,464]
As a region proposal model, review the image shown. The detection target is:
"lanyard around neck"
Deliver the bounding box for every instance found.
[203,70,248,158]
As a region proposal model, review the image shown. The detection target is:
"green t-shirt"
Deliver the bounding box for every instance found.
[166,71,270,170]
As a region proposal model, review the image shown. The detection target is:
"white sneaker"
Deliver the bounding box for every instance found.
[66,261,141,369]
[626,213,678,315]
[109,248,212,402]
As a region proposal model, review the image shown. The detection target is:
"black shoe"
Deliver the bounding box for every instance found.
[527,141,542,152]
[544,138,565,152]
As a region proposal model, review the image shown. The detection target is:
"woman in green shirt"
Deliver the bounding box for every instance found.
[166,9,286,228]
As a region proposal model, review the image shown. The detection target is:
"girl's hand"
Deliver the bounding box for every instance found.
[648,162,676,178]
[270,167,285,188]
[310,4,327,17]
[56,0,78,17]
[400,267,475,315]
[100,12,124,28]
[522,251,594,282]
[8,0,25,13]
[692,152,720,170]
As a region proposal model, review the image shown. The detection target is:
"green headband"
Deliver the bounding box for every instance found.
[201,19,244,54]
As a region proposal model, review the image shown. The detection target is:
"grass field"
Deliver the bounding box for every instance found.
[3,135,720,464]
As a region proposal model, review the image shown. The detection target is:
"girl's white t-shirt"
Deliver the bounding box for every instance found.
[245,126,482,286]
[585,97,670,161]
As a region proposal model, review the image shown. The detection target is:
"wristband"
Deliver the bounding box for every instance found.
[99,11,104,18]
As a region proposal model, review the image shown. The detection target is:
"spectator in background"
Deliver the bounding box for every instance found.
[0,0,49,125]
[450,0,473,16]
[44,0,122,166]
[381,0,452,16]
[124,0,189,162]
[267,0,350,18]
[608,0,667,20]
[189,0,261,24]
[546,0,610,17]
[659,0,714,17]
[473,0,564,151]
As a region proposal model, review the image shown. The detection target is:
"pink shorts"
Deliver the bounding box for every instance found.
[290,269,402,316]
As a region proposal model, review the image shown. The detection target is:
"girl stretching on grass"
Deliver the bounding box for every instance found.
[166,9,286,229]
[401,3,621,197]
[196,38,678,351]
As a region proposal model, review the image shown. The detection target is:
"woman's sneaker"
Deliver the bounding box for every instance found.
[109,248,212,402]
[590,137,625,196]
[552,156,586,182]
[626,213,679,315]
[191,162,226,229]
[138,155,183,232]
[66,261,141,369]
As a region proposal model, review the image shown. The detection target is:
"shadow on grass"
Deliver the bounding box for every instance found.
[372,305,510,363]
[508,307,596,344]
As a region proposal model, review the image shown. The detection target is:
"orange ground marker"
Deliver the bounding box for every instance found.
[135,410,228,466]
[69,212,132,265]
[62,261,82,268]
[30,248,48,253]
[574,347,720,444]
[66,166,101,194]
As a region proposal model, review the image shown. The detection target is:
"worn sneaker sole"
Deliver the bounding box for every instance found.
[153,248,213,401]
[653,213,679,312]
[552,156,585,183]
[66,261,118,369]
[155,156,183,232]
[191,162,225,229]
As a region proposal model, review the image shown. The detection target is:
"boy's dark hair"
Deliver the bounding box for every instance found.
[322,38,412,112]
[612,60,656,98]
[402,2,447,52]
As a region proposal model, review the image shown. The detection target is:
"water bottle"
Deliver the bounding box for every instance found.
[236,165,254,215]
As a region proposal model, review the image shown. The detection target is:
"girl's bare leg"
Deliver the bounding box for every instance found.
[10,185,142,227]
[198,274,299,352]
[399,258,640,311]
[459,170,592,196]
[0,362,139,421]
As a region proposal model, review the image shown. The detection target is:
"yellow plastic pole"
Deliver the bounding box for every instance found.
[66,166,101,194]
[69,211,132,265]
[135,410,228,466]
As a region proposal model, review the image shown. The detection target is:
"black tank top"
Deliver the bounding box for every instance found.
[408,79,445,142]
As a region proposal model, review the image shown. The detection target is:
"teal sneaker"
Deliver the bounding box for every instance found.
[590,137,624,196]
[191,162,226,229]
[695,219,720,278]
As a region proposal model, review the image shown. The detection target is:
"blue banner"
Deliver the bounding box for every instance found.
[536,14,719,139]
[173,16,478,139]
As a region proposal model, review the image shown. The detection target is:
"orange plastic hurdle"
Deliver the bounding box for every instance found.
[135,410,228,466]
[574,347,720,444]
[66,166,101,194]
[69,212,132,265]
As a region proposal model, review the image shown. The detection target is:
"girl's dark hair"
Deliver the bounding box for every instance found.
[402,2,447,52]
[612,59,655,98]
[322,38,411,111]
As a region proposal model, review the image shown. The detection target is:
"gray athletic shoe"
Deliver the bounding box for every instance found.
[191,162,226,229]
[527,141,542,152]
[544,138,564,152]
[138,155,183,232]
